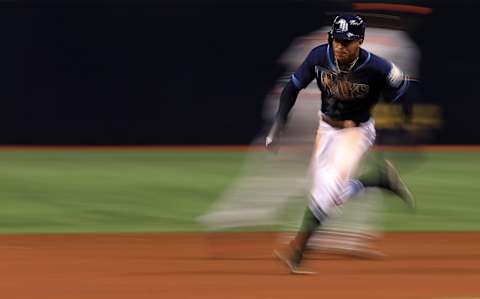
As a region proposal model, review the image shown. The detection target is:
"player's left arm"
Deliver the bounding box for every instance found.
[382,62,413,121]
[383,62,409,102]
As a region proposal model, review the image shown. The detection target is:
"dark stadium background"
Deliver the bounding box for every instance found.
[10,0,480,145]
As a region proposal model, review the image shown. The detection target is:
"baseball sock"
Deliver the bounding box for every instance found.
[338,159,390,203]
[290,207,321,264]
[356,158,387,188]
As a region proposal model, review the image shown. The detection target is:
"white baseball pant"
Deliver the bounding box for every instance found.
[308,114,376,220]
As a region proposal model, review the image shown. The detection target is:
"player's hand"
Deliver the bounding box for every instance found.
[265,136,279,153]
[265,135,276,151]
[265,119,283,153]
[265,135,273,147]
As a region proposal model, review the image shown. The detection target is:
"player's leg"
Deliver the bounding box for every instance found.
[360,158,415,209]
[273,205,324,274]
[338,156,415,209]
[275,122,374,273]
[274,124,334,274]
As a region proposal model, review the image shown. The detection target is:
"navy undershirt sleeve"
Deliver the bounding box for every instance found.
[275,80,301,124]
[291,49,318,89]
[275,46,324,123]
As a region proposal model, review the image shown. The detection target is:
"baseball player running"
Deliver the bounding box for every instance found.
[268,14,415,274]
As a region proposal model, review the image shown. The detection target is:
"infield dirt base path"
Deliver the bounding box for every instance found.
[0,232,479,299]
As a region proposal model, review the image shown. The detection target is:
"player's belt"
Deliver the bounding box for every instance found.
[322,115,360,129]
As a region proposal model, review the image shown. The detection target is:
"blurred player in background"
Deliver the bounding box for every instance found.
[269,13,415,274]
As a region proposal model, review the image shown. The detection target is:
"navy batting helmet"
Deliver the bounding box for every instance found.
[328,14,365,41]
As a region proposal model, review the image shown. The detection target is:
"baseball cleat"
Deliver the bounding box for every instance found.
[273,249,316,275]
[383,160,416,210]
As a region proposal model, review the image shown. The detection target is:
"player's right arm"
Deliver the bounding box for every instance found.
[265,80,301,149]
[266,47,321,150]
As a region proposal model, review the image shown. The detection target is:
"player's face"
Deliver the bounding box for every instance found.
[332,38,363,65]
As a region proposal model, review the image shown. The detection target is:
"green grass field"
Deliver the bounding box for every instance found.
[0,149,478,234]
